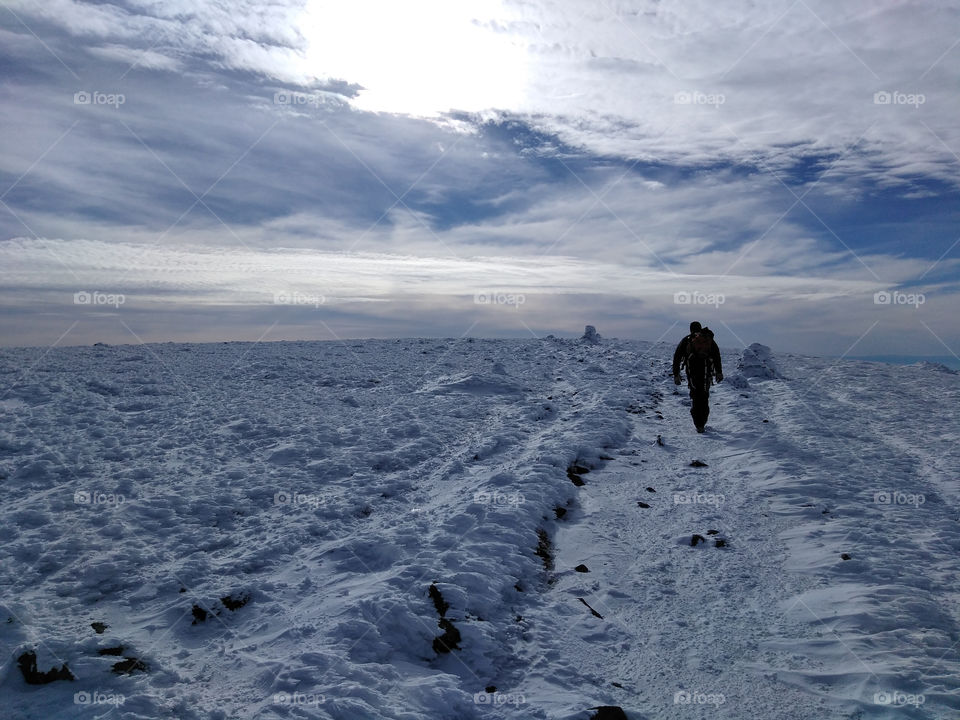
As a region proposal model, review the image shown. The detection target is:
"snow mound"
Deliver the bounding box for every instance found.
[420,373,526,395]
[912,361,958,375]
[738,343,781,379]
[581,325,601,344]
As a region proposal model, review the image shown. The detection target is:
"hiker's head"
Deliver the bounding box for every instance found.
[689,321,702,334]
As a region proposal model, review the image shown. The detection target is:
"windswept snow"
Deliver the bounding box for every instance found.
[0,338,957,719]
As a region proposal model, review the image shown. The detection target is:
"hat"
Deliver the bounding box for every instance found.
[689,321,702,333]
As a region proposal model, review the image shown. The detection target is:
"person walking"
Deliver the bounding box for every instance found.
[673,323,723,433]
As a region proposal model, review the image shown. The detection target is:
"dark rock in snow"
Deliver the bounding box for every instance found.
[90,622,108,634]
[220,593,250,611]
[17,651,75,684]
[433,618,461,654]
[690,460,708,467]
[578,597,604,619]
[581,326,601,344]
[589,705,629,719]
[429,584,449,617]
[535,529,554,571]
[112,657,148,674]
[691,534,706,547]
[575,564,590,573]
[191,605,210,624]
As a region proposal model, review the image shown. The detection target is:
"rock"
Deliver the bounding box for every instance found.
[637,501,650,508]
[191,605,210,624]
[17,651,75,684]
[112,657,148,674]
[535,529,554,571]
[575,564,590,573]
[589,706,629,719]
[691,534,706,547]
[433,618,461,654]
[90,622,108,634]
[581,325,602,344]
[220,593,250,611]
[689,460,708,467]
[567,463,589,486]
[428,584,449,616]
[578,598,603,619]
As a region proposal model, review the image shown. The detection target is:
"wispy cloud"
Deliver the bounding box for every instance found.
[0,0,957,354]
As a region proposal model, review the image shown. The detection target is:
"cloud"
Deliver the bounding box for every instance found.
[0,0,957,356]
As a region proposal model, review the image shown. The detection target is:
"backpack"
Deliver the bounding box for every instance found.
[685,329,714,387]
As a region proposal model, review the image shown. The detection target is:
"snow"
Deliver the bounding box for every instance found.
[0,338,958,719]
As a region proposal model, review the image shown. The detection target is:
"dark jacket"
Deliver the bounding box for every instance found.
[672,333,723,377]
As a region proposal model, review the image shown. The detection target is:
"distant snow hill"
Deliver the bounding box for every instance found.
[0,338,957,719]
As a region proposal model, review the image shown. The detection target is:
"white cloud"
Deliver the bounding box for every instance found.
[87,43,181,71]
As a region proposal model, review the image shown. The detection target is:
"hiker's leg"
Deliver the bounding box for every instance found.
[690,388,709,427]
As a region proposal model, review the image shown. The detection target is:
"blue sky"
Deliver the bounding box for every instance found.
[1,0,958,358]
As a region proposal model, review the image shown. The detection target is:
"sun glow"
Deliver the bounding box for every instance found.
[298,0,529,116]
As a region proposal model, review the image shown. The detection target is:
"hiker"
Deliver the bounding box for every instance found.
[673,323,723,433]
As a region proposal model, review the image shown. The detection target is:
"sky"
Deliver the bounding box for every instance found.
[1,0,959,358]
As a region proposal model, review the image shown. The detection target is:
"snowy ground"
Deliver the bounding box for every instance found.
[0,336,957,719]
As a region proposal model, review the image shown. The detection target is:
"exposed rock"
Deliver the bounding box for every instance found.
[535,529,554,571]
[17,651,75,684]
[112,657,148,675]
[581,326,601,344]
[578,597,603,619]
[589,705,628,719]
